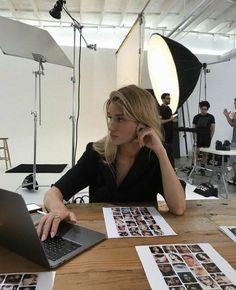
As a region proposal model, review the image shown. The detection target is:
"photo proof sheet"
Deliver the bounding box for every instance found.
[103,206,176,238]
[136,243,236,290]
[219,226,236,243]
[0,271,55,290]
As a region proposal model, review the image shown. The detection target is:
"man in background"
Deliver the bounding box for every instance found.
[223,98,236,184]
[192,101,215,175]
[159,93,177,146]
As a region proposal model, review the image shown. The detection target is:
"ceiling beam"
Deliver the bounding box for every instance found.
[223,20,236,33]
[174,0,223,41]
[99,0,106,25]
[167,0,217,39]
[119,0,131,26]
[5,0,16,18]
[78,0,82,23]
[28,0,43,26]
[151,0,181,28]
[203,3,236,33]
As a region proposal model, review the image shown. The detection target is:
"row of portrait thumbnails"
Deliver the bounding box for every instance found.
[148,244,235,290]
[111,207,165,237]
[0,273,38,290]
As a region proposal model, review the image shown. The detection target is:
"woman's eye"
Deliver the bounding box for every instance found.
[117,117,123,122]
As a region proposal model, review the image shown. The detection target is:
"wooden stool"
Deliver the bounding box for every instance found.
[0,138,12,170]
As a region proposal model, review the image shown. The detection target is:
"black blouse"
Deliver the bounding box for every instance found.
[54,143,174,203]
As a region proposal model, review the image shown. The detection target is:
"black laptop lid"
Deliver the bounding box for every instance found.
[0,188,49,267]
[0,188,106,268]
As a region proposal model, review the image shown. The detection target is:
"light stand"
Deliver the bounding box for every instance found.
[21,54,47,190]
[187,130,200,182]
[187,129,212,183]
[49,0,96,167]
[202,63,211,101]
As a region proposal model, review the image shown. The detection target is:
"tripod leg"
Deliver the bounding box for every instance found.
[187,132,197,181]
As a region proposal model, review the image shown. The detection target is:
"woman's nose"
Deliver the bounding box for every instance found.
[108,120,116,131]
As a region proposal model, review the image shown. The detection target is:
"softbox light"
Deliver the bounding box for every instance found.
[148,33,202,113]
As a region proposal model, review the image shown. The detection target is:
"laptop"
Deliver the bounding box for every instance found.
[0,188,106,268]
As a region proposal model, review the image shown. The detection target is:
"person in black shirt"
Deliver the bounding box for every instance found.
[36,85,186,241]
[159,93,177,145]
[192,101,215,174]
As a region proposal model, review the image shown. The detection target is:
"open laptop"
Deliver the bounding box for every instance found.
[0,188,106,268]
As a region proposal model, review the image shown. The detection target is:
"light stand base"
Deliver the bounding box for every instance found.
[22,174,39,190]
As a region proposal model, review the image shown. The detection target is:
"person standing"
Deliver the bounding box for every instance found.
[159,93,177,146]
[223,98,236,184]
[192,101,215,175]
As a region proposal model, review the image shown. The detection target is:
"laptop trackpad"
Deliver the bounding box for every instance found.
[57,223,81,240]
[57,222,104,246]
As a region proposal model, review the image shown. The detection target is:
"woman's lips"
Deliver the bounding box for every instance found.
[110,133,118,139]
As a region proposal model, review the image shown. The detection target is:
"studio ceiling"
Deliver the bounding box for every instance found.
[1,0,236,54]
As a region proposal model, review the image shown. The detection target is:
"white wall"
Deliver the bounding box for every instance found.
[1,45,236,171]
[0,47,116,168]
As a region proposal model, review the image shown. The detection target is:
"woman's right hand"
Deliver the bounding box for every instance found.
[35,209,77,241]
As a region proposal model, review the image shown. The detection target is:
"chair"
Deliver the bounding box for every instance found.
[0,138,12,170]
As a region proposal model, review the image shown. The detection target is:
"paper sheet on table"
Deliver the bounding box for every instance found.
[0,271,55,290]
[219,225,236,243]
[103,206,176,238]
[136,243,236,290]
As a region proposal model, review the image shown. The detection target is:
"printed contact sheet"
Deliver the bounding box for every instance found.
[0,272,55,290]
[136,243,236,290]
[219,226,236,243]
[103,206,176,238]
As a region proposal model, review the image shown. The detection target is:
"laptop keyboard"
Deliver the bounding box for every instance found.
[42,236,81,261]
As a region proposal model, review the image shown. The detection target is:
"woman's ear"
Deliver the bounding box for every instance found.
[136,123,146,134]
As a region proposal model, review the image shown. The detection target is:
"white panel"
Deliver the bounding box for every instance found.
[116,17,144,88]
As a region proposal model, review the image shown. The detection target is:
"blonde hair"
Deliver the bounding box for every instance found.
[93,85,163,164]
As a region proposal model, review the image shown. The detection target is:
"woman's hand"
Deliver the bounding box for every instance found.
[35,209,77,241]
[136,124,164,154]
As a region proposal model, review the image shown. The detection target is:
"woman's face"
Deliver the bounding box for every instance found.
[182,255,195,266]
[107,102,138,145]
[199,277,213,285]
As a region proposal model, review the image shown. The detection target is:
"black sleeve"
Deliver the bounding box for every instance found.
[210,114,215,124]
[54,143,95,201]
[164,143,175,168]
[159,105,164,117]
[192,115,198,125]
[163,144,186,193]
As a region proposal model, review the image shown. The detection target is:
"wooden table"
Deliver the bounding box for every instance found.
[1,200,236,290]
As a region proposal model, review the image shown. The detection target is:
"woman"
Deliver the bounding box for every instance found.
[182,254,199,267]
[195,252,211,263]
[36,85,186,241]
[197,276,218,289]
[168,253,183,263]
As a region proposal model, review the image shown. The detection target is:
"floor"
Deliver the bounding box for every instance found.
[0,156,235,206]
[175,156,236,199]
